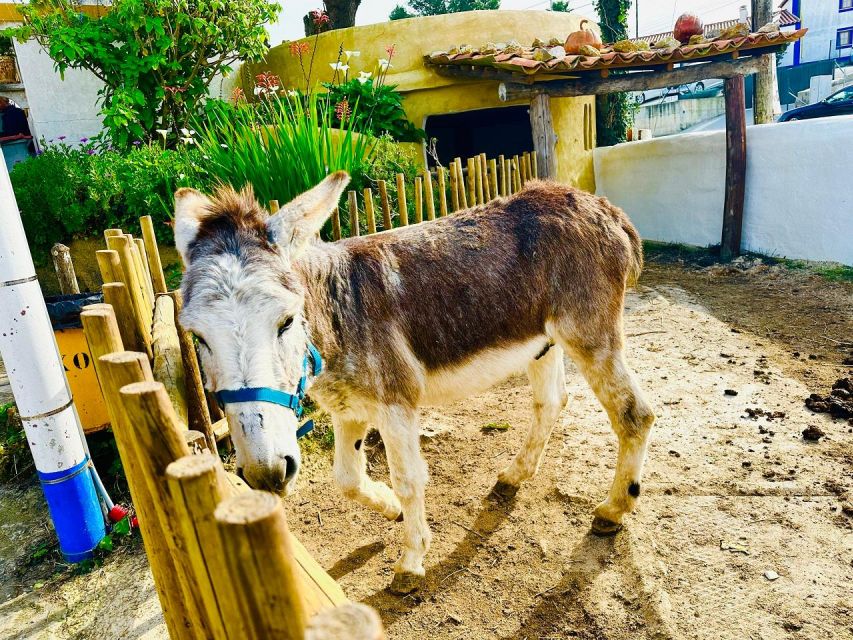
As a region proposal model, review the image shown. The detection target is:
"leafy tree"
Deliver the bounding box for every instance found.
[389,0,499,19]
[5,0,280,147]
[593,0,632,146]
[549,1,572,11]
[325,0,363,29]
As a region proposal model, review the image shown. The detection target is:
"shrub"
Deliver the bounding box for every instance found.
[323,78,425,143]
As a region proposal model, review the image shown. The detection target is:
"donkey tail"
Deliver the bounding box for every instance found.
[622,219,644,288]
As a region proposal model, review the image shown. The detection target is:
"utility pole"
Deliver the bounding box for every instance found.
[752,0,781,123]
[635,0,639,39]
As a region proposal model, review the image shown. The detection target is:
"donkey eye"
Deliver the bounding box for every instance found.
[278,317,294,337]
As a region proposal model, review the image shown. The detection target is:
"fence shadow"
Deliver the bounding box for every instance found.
[326,540,386,580]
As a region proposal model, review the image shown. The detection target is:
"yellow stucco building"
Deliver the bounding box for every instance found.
[248,10,597,192]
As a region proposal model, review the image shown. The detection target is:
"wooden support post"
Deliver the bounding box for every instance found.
[423,170,436,221]
[437,166,448,218]
[752,0,779,123]
[449,162,460,212]
[214,491,307,640]
[414,176,423,223]
[96,249,121,285]
[103,282,150,358]
[331,207,341,241]
[530,94,557,179]
[363,188,377,235]
[347,190,359,237]
[152,295,188,425]
[51,243,79,295]
[140,215,168,294]
[396,173,408,226]
[488,159,498,200]
[167,290,215,451]
[377,180,392,230]
[721,75,747,261]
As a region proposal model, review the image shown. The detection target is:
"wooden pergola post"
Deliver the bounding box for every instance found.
[529,94,558,179]
[721,75,747,261]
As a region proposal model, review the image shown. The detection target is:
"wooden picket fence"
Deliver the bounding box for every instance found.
[333,150,539,239]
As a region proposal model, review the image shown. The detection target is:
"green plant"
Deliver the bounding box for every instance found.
[549,1,572,11]
[323,78,425,143]
[390,0,500,19]
[0,402,31,482]
[5,0,280,147]
[593,0,633,146]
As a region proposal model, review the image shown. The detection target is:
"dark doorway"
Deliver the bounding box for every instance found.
[424,105,534,167]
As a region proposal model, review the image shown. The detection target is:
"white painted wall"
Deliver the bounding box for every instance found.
[593,115,853,265]
[778,1,852,65]
[13,39,104,145]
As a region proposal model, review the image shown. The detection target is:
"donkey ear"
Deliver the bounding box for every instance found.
[268,171,350,256]
[173,187,212,264]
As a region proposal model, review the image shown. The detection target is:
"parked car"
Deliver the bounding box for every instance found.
[632,86,681,104]
[681,79,724,96]
[778,85,853,122]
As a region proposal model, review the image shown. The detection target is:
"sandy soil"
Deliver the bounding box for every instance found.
[1,263,851,640]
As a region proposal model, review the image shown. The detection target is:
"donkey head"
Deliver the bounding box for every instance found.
[173,172,349,494]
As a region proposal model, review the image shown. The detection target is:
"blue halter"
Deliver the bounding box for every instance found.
[214,343,323,439]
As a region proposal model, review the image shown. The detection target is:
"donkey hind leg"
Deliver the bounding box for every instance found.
[493,343,568,499]
[377,405,431,594]
[564,339,655,536]
[332,414,402,521]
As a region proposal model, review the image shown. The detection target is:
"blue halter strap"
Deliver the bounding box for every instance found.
[214,343,323,439]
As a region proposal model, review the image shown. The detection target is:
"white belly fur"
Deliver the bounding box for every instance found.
[419,337,548,406]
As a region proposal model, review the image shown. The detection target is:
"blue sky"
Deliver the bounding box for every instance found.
[268,0,756,44]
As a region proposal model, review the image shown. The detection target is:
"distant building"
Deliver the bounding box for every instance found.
[777,0,853,66]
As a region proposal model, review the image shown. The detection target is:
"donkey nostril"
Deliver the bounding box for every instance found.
[283,456,298,483]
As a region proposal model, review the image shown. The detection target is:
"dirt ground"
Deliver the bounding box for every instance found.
[1,258,851,640]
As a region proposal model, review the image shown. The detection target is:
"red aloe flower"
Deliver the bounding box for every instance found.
[385,44,396,58]
[335,99,351,121]
[289,42,310,57]
[310,9,330,26]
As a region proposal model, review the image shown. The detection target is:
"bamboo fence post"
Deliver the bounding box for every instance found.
[457,160,468,209]
[269,199,280,214]
[50,243,79,295]
[363,188,376,235]
[167,290,215,451]
[499,155,507,196]
[488,159,498,201]
[331,207,341,241]
[116,378,211,639]
[104,228,123,244]
[466,158,476,206]
[413,176,423,223]
[395,173,408,226]
[512,156,522,193]
[448,163,459,213]
[437,166,448,218]
[166,454,238,640]
[377,180,392,230]
[519,153,527,185]
[474,156,484,204]
[215,491,308,640]
[127,234,155,310]
[134,238,155,298]
[91,350,197,639]
[140,215,167,294]
[531,152,539,179]
[152,295,189,425]
[103,282,150,357]
[107,234,152,343]
[96,249,121,285]
[423,170,436,221]
[480,154,491,201]
[347,190,359,237]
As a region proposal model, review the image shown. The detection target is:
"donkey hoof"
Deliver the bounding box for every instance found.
[490,480,519,501]
[395,511,404,523]
[591,515,623,536]
[389,571,422,595]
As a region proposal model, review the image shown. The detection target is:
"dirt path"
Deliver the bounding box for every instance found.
[1,273,851,639]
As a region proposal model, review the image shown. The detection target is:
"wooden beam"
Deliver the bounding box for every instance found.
[499,54,768,100]
[529,94,558,179]
[721,75,747,261]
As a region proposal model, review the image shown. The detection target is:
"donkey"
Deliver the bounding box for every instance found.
[174,172,655,593]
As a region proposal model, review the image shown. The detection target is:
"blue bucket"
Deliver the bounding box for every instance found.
[38,457,106,563]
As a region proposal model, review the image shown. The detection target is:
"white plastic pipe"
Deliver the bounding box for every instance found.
[0,156,105,561]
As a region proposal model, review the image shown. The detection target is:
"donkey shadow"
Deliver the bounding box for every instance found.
[362,489,519,627]
[327,540,386,580]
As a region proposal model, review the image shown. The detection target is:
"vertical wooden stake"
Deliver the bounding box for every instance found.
[104,228,123,245]
[413,176,423,223]
[377,180,392,231]
[458,160,468,209]
[96,249,121,285]
[513,155,521,190]
[140,215,168,294]
[423,170,436,221]
[531,153,539,180]
[466,158,476,206]
[499,155,507,196]
[51,243,79,295]
[107,235,152,352]
[396,173,408,226]
[449,162,460,212]
[268,199,280,213]
[151,295,189,426]
[437,166,448,218]
[331,207,341,241]
[475,156,485,204]
[488,159,499,200]
[102,282,149,356]
[347,190,360,237]
[721,75,747,261]
[134,238,154,299]
[363,188,377,235]
[521,153,530,185]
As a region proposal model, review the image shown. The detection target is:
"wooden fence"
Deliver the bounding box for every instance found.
[332,150,539,239]
[76,220,383,639]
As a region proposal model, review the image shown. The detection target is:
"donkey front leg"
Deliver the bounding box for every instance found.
[332,414,402,521]
[377,405,431,594]
[494,343,568,498]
